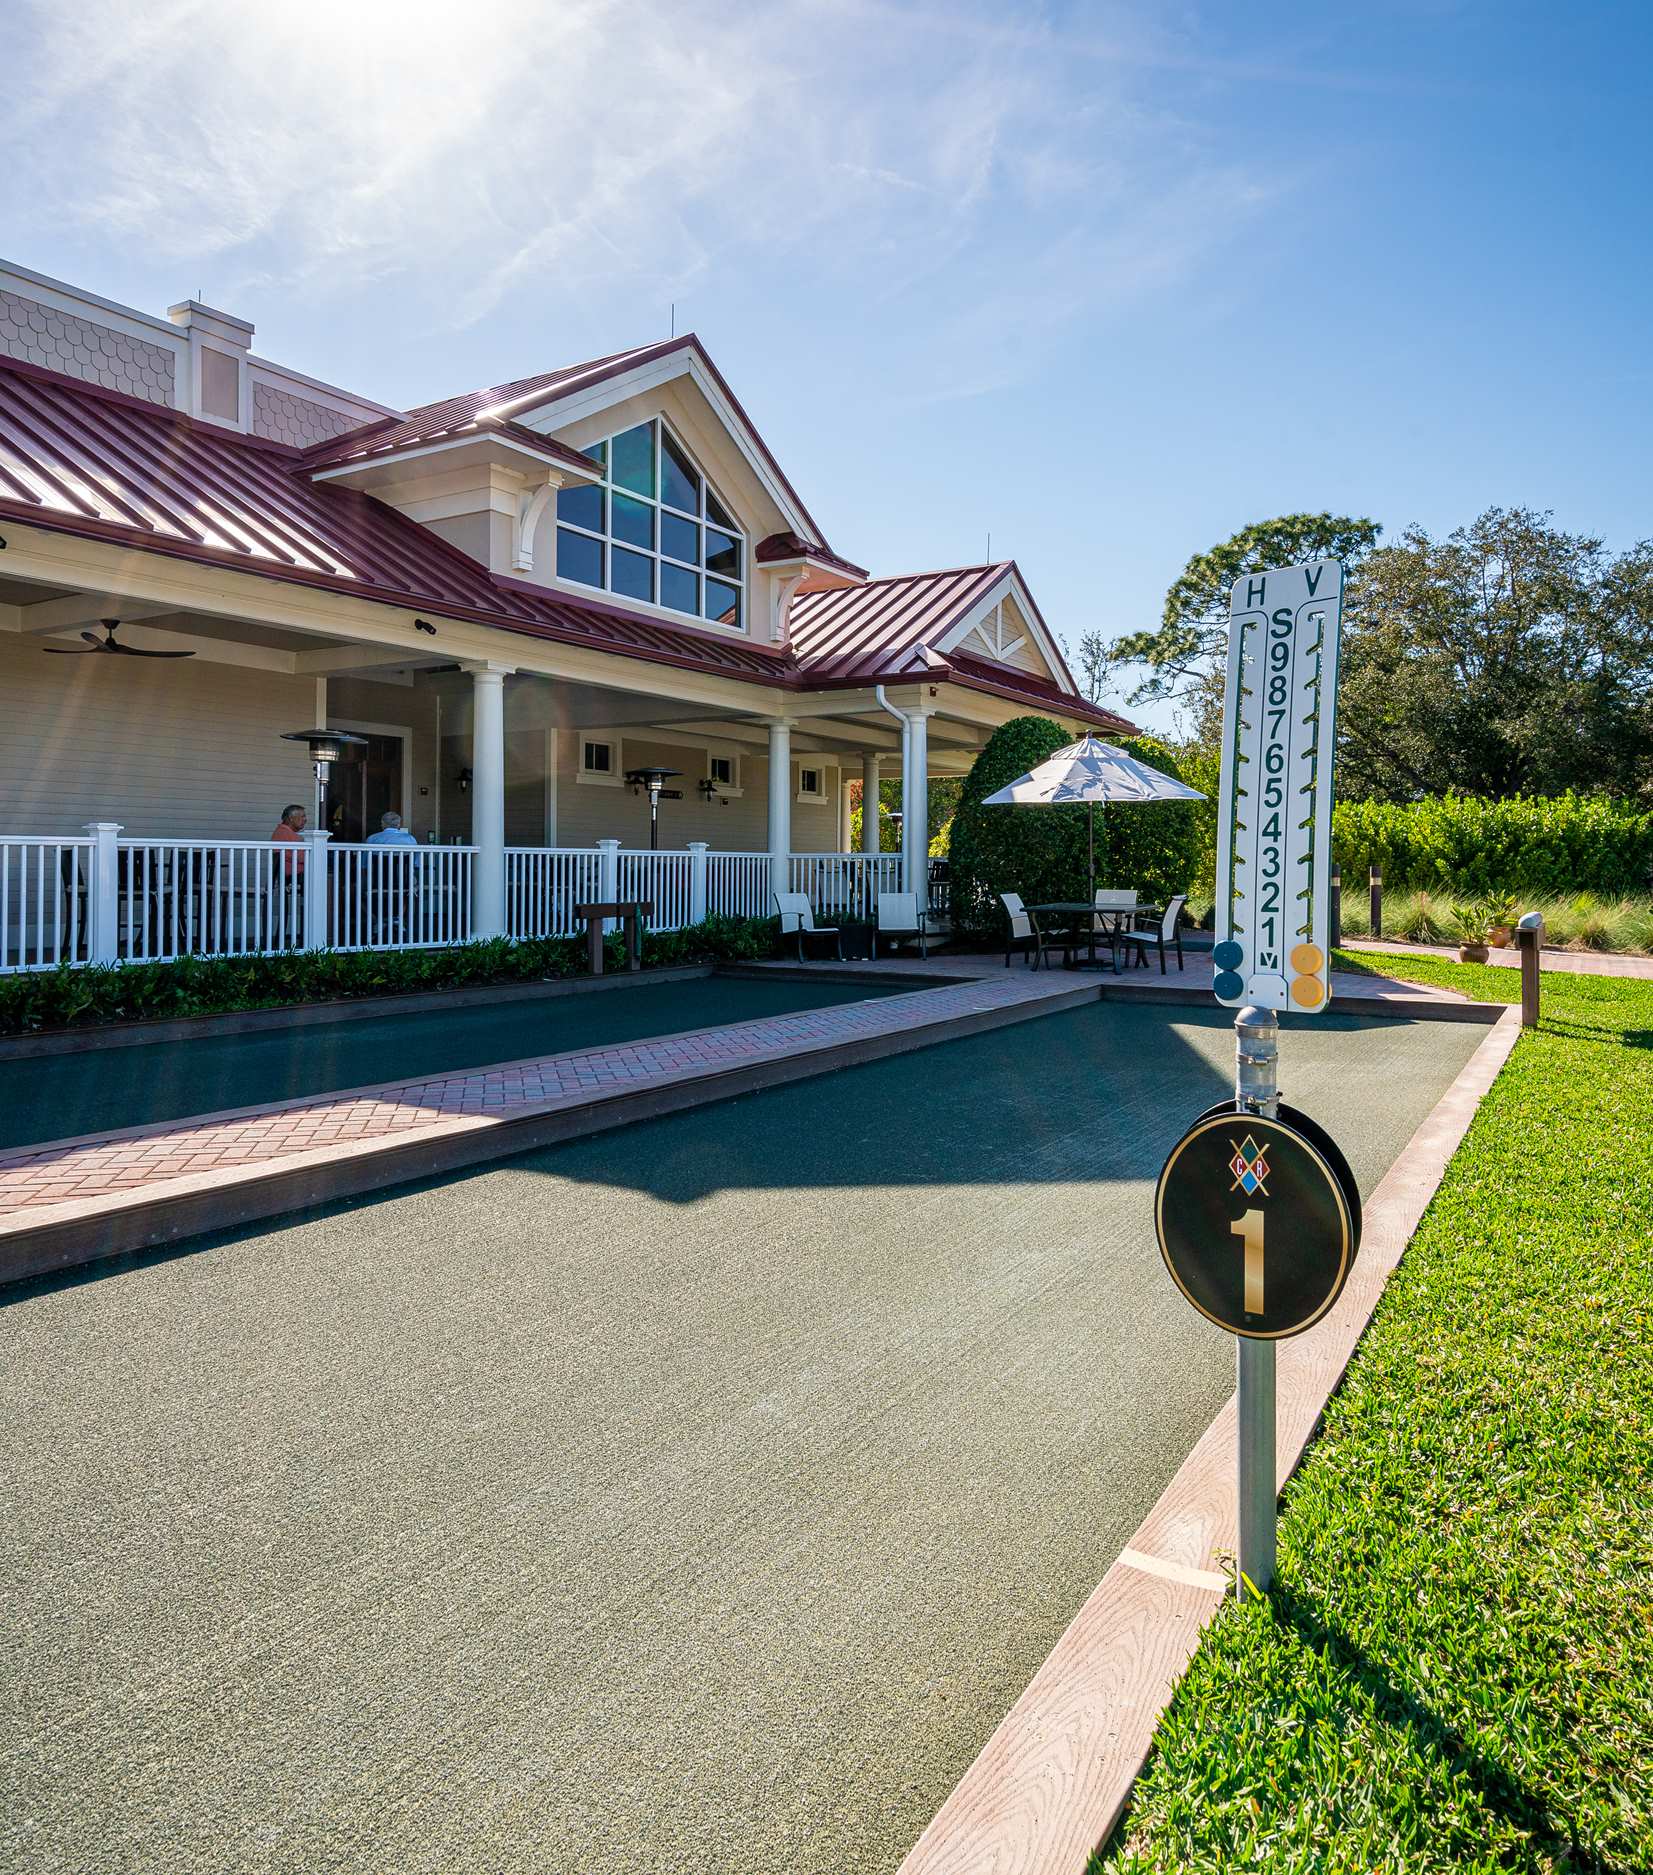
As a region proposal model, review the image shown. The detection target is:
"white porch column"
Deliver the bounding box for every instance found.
[767,718,794,905]
[466,662,512,938]
[82,821,123,965]
[902,711,930,897]
[301,829,331,949]
[687,841,709,925]
[597,838,621,932]
[860,754,881,856]
[837,772,853,853]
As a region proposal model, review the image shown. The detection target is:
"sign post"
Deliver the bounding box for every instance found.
[1157,559,1352,1599]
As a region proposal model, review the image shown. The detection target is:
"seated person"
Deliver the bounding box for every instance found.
[365,810,418,847]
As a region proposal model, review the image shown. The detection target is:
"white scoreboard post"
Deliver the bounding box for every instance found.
[1211,559,1345,1014]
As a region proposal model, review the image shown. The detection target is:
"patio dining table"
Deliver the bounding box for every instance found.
[1027,901,1165,971]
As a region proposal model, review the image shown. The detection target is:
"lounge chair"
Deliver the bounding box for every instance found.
[775,891,842,963]
[875,890,928,959]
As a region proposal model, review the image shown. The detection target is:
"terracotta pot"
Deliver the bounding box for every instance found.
[1457,942,1490,964]
[1488,926,1512,949]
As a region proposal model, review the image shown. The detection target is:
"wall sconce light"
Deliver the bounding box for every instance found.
[697,779,729,805]
[413,619,437,636]
[454,766,472,794]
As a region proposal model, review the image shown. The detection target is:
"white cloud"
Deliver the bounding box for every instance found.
[2,0,1284,389]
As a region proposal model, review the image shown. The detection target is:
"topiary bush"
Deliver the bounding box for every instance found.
[948,717,1203,944]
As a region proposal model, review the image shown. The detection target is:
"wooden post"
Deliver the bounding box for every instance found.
[587,916,604,976]
[1369,864,1382,940]
[1329,865,1342,949]
[1517,912,1543,1029]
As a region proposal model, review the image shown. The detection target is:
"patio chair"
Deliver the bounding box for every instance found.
[775,891,842,963]
[1092,888,1138,968]
[875,890,928,960]
[1001,892,1075,971]
[1116,894,1188,974]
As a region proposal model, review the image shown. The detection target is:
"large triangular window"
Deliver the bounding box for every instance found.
[554,418,744,629]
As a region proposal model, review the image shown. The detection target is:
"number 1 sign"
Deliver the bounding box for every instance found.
[1212,560,1344,1013]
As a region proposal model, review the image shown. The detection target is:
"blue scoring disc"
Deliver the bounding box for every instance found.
[1212,969,1245,1000]
[1212,940,1243,971]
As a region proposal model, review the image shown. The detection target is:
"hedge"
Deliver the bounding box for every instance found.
[948,717,1203,943]
[1331,792,1653,897]
[0,916,781,1037]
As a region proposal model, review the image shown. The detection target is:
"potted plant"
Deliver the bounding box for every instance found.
[1451,902,1491,965]
[1484,892,1518,948]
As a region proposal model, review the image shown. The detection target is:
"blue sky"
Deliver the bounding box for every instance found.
[4,0,1648,736]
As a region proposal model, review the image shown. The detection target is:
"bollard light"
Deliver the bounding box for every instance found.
[1516,909,1544,1029]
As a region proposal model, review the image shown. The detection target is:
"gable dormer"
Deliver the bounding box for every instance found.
[938,571,1075,691]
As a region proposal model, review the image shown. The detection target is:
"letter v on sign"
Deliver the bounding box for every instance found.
[1212,559,1344,1015]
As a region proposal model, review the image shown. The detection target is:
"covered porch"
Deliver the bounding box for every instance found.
[0,547,995,970]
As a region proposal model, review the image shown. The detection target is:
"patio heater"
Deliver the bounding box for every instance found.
[281,727,368,830]
[624,766,684,850]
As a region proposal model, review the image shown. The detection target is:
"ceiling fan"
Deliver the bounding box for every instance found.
[44,618,194,658]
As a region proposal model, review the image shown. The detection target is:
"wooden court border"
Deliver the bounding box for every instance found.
[896,1003,1522,1875]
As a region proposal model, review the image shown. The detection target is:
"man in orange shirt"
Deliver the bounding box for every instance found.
[272,803,307,876]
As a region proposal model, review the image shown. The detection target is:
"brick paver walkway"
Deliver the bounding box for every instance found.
[0,973,1073,1223]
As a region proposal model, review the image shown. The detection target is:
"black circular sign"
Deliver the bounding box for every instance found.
[1155,1109,1359,1339]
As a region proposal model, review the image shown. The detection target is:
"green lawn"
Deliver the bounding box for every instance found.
[1094,954,1653,1874]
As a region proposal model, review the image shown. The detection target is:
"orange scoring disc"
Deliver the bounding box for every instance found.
[1290,943,1324,975]
[1290,973,1326,1008]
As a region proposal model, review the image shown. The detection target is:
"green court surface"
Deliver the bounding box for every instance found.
[0,1003,1487,1875]
[0,973,915,1150]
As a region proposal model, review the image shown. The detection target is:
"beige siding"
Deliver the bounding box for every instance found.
[0,289,175,404]
[0,634,314,838]
[251,382,358,448]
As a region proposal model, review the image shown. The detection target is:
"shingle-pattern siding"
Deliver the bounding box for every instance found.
[251,382,358,448]
[0,291,174,405]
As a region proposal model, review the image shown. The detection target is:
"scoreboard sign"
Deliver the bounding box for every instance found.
[1212,560,1344,1013]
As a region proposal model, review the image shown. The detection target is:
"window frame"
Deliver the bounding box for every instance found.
[554,415,748,634]
[706,751,744,797]
[795,763,827,804]
[577,735,622,786]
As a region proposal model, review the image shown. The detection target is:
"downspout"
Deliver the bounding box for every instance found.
[875,683,916,892]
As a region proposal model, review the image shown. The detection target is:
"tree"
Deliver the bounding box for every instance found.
[1337,508,1653,801]
[1108,513,1382,740]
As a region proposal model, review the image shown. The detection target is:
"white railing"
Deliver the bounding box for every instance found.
[328,844,475,952]
[790,851,904,920]
[505,847,604,939]
[1,830,919,971]
[706,851,772,920]
[0,836,94,971]
[617,850,694,931]
[115,839,309,963]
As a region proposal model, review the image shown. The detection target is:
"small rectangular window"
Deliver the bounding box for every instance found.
[582,740,612,774]
[797,765,825,801]
[710,755,735,788]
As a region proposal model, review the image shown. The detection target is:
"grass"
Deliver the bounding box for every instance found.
[1093,954,1653,1874]
[1340,888,1653,954]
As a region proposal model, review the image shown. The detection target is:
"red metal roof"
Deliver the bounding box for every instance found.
[788,562,1135,732]
[0,354,1134,731]
[0,356,784,683]
[302,345,664,470]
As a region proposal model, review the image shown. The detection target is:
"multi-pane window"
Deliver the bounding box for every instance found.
[556,419,745,629]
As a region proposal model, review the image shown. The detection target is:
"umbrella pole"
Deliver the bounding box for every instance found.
[1088,801,1096,900]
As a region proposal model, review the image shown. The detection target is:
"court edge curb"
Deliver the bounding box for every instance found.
[0,980,1099,1289]
[894,1003,1523,1875]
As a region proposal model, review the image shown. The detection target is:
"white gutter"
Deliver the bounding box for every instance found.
[875,683,920,888]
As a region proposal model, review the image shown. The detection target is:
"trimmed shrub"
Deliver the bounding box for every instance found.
[0,916,781,1036]
[948,717,1202,943]
[1333,792,1653,898]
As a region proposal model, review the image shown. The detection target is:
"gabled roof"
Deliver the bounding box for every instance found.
[0,353,1135,731]
[302,343,667,471]
[789,561,1135,732]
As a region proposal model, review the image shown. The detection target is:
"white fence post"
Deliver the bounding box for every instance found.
[597,838,620,933]
[82,821,122,965]
[302,829,331,950]
[687,842,709,925]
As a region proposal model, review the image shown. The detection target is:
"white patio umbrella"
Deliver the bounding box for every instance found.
[981,734,1205,901]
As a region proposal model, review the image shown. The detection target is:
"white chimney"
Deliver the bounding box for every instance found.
[167,297,254,430]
